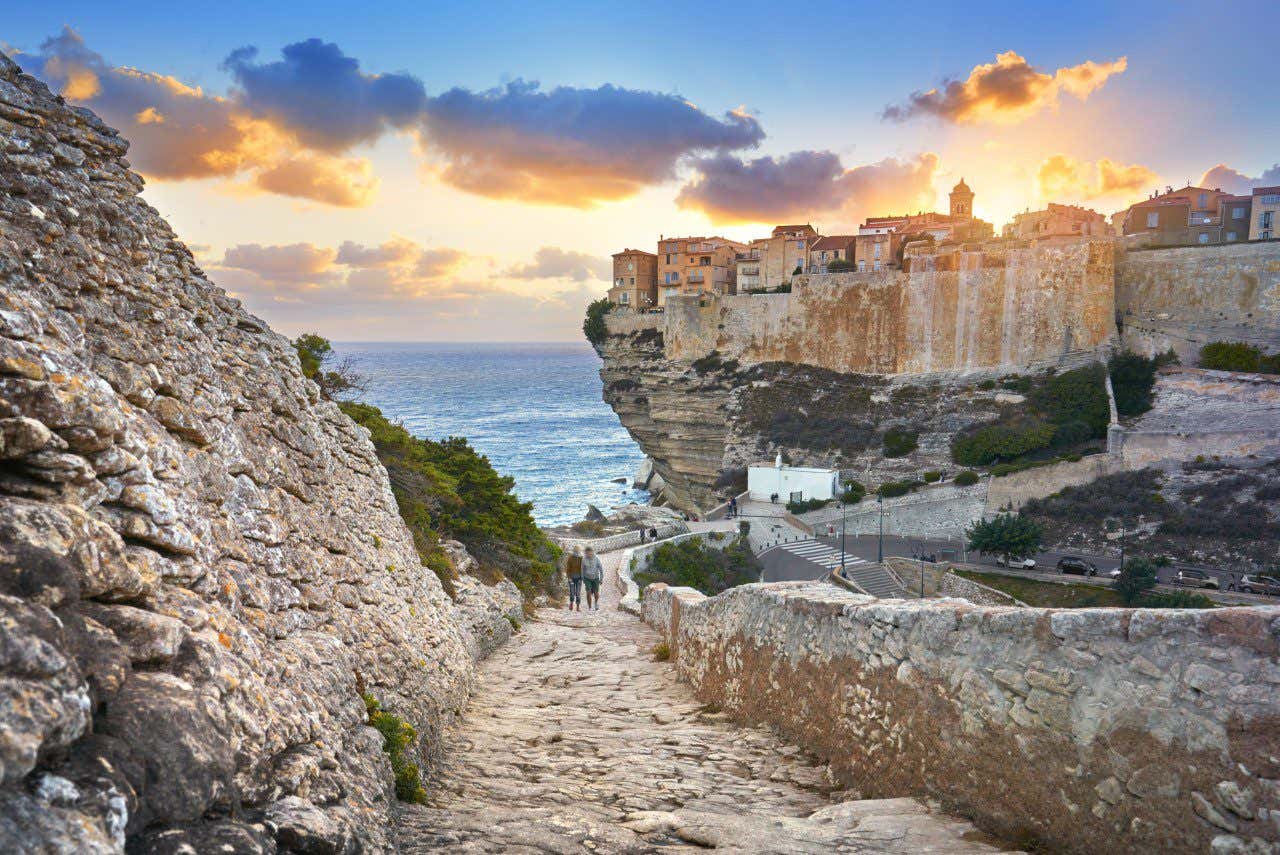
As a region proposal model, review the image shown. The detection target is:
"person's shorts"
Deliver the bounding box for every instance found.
[584,578,601,595]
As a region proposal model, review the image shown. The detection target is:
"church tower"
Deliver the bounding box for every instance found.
[949,178,974,221]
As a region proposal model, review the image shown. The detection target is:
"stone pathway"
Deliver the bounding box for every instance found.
[395,552,1015,853]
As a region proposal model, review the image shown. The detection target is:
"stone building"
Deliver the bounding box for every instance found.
[1119,184,1236,245]
[607,248,658,309]
[807,235,857,272]
[1003,203,1111,242]
[1251,185,1280,240]
[855,180,993,271]
[734,238,768,291]
[656,235,748,306]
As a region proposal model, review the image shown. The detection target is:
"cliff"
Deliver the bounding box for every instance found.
[0,55,491,852]
[643,581,1280,853]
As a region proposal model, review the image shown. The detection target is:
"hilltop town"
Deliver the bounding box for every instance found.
[605,180,1280,307]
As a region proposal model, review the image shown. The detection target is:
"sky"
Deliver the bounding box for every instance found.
[6,1,1279,341]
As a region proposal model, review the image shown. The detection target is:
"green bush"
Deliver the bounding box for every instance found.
[1138,590,1215,609]
[652,642,671,661]
[340,402,559,600]
[635,537,762,595]
[1108,350,1159,416]
[954,470,980,486]
[922,470,942,483]
[571,520,606,537]
[826,258,855,272]
[966,514,1042,564]
[1029,364,1110,436]
[786,497,830,514]
[1200,341,1280,374]
[952,419,1057,466]
[882,428,919,458]
[583,297,613,346]
[977,379,997,390]
[877,480,926,499]
[691,350,739,375]
[841,482,866,504]
[363,694,427,804]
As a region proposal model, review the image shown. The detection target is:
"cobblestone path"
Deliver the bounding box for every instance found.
[396,552,1016,853]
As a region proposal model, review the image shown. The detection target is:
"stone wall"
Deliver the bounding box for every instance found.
[0,56,481,851]
[1116,240,1280,363]
[805,482,987,540]
[662,239,1116,375]
[984,454,1123,513]
[642,582,1280,853]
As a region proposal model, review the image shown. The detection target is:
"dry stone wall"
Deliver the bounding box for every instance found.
[643,582,1280,854]
[0,56,485,852]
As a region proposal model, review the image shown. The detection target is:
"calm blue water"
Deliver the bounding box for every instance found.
[339,342,647,526]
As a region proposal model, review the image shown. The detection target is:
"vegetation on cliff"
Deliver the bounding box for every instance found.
[340,401,559,600]
[364,694,428,803]
[583,297,613,346]
[635,536,761,595]
[1199,341,1280,374]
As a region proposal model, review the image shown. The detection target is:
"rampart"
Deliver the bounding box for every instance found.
[1116,240,1280,362]
[642,582,1280,853]
[659,239,1116,375]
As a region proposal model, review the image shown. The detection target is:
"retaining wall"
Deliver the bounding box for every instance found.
[641,582,1280,853]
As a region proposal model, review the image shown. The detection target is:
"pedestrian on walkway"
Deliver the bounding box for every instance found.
[564,547,583,611]
[729,496,738,518]
[649,527,658,541]
[582,546,604,611]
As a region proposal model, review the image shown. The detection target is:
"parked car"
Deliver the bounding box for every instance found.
[996,556,1037,569]
[1056,556,1099,577]
[1233,574,1280,596]
[1172,568,1220,590]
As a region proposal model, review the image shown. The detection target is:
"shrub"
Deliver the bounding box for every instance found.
[635,537,762,595]
[691,350,738,375]
[714,466,748,494]
[505,614,521,632]
[583,298,613,346]
[363,694,427,804]
[882,428,919,458]
[1138,590,1215,609]
[738,520,751,538]
[951,420,1056,466]
[1200,341,1264,373]
[571,519,606,537]
[786,497,830,514]
[1022,469,1168,525]
[1108,350,1159,417]
[293,333,365,400]
[977,379,997,390]
[966,514,1042,564]
[841,482,866,504]
[652,642,671,661]
[954,470,980,486]
[877,480,925,498]
[1029,363,1110,436]
[922,470,942,483]
[826,258,855,272]
[1114,558,1158,605]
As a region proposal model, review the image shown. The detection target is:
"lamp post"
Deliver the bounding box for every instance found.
[839,500,847,576]
[877,494,884,564]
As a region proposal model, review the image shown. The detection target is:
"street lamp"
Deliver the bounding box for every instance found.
[839,500,847,576]
[877,494,884,564]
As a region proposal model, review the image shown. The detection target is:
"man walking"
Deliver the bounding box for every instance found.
[582,546,604,611]
[565,547,583,611]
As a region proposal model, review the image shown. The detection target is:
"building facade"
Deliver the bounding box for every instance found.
[1251,186,1280,241]
[807,235,857,273]
[607,249,658,309]
[656,235,748,306]
[1119,185,1236,246]
[1003,203,1111,242]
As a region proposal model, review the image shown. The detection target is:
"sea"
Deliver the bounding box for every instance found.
[339,342,648,526]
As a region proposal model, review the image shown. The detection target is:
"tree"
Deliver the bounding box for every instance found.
[583,297,613,346]
[1113,557,1158,605]
[966,513,1042,564]
[826,258,855,272]
[895,232,935,266]
[293,333,365,399]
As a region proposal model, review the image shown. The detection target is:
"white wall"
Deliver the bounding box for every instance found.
[747,465,839,502]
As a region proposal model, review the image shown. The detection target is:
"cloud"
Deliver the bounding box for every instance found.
[413,248,468,279]
[1037,154,1158,202]
[676,151,939,224]
[1198,163,1280,196]
[254,153,379,207]
[417,80,765,206]
[504,247,609,281]
[883,51,1127,125]
[222,39,427,151]
[220,242,340,283]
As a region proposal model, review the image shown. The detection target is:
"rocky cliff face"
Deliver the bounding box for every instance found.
[0,56,489,852]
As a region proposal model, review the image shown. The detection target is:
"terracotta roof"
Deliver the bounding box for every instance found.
[810,235,857,251]
[612,248,656,257]
[952,177,971,193]
[1253,186,1280,196]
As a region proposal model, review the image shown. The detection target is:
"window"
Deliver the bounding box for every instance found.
[1263,212,1275,229]
[857,261,866,272]
[620,293,630,304]
[700,256,711,266]
[1198,193,1207,208]
[1233,207,1246,219]
[873,261,882,272]
[628,262,635,272]
[1146,212,1159,229]
[1227,232,1238,242]
[1197,232,1210,244]
[873,243,881,259]
[1261,195,1280,204]
[630,277,635,285]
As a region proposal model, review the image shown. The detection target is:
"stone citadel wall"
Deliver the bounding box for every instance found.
[643,581,1280,854]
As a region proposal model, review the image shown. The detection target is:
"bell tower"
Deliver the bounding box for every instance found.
[949,178,974,221]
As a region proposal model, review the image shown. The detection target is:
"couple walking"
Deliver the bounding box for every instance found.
[564,545,603,611]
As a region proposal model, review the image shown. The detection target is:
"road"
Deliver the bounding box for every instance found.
[761,532,1276,606]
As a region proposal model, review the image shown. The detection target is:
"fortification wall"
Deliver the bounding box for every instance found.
[1116,240,1280,362]
[662,240,1116,375]
[984,454,1124,513]
[643,582,1280,854]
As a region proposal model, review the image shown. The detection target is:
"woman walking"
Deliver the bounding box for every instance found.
[581,546,604,611]
[565,547,583,611]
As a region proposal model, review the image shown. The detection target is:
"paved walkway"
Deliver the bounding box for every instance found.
[395,550,1015,853]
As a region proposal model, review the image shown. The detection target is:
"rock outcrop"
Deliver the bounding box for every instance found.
[0,55,488,851]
